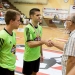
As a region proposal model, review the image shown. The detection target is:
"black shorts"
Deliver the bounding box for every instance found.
[0,67,14,75]
[22,57,40,75]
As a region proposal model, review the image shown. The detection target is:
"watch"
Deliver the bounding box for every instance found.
[64,0,68,3]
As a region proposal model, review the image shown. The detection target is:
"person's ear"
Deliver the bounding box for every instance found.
[10,20,13,25]
[30,15,33,19]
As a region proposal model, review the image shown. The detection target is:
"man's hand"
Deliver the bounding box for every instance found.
[44,40,54,47]
[48,40,54,47]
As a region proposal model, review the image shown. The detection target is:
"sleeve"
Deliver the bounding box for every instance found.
[25,27,33,42]
[65,37,75,56]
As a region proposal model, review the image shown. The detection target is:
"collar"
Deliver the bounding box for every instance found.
[29,23,38,28]
[70,30,75,37]
[4,28,13,36]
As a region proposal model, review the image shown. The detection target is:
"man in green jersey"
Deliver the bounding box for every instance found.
[22,8,53,75]
[0,9,21,75]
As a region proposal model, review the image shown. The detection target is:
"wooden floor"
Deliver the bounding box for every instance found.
[0,25,69,51]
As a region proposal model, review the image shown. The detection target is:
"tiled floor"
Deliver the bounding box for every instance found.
[15,45,63,75]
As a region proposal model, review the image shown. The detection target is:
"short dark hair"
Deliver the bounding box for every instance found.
[5,9,20,25]
[29,8,40,16]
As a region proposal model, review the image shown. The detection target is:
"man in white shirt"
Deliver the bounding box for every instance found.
[51,13,75,75]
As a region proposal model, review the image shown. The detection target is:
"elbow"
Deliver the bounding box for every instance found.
[27,42,34,48]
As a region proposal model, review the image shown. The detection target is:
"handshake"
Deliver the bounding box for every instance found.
[42,40,54,47]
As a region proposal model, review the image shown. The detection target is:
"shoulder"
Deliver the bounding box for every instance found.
[71,32,75,38]
[25,24,33,31]
[70,34,75,42]
[25,24,31,28]
[24,24,31,29]
[0,30,7,39]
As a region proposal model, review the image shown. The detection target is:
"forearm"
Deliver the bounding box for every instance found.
[27,40,45,48]
[53,42,64,50]
[66,56,75,75]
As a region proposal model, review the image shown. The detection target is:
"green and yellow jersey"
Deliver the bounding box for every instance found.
[23,23,42,61]
[0,28,16,71]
